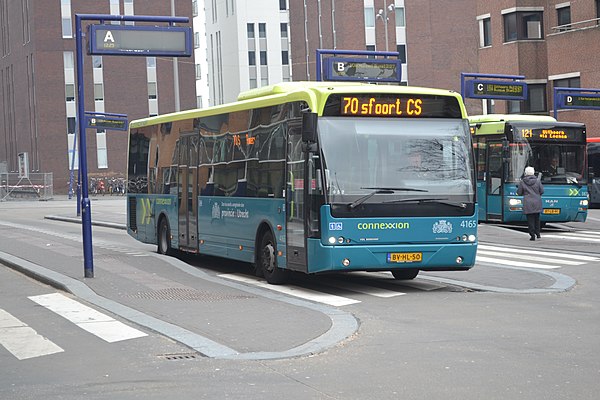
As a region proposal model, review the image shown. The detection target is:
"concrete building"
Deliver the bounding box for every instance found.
[0,0,196,194]
[193,0,209,109]
[204,0,292,105]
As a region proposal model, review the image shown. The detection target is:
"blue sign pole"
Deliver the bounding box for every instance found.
[74,13,190,279]
[75,15,94,278]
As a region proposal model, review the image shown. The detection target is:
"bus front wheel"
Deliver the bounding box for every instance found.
[157,218,172,256]
[259,231,288,284]
[391,269,419,280]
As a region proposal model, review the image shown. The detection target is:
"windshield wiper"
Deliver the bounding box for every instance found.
[348,187,428,209]
[382,197,468,209]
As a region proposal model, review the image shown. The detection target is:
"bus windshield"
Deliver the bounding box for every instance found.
[318,118,475,211]
[507,141,587,184]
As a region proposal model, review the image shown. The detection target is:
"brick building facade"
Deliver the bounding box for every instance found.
[0,1,196,194]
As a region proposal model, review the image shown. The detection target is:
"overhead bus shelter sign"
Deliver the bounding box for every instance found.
[325,57,402,82]
[84,112,128,131]
[465,79,528,100]
[87,24,193,57]
[558,93,600,110]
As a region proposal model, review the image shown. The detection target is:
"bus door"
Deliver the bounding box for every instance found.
[177,134,199,251]
[486,140,505,221]
[286,126,307,271]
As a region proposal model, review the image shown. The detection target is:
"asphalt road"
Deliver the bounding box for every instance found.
[1,198,599,399]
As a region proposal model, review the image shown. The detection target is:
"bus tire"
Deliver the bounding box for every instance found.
[259,230,287,285]
[157,218,172,256]
[391,269,419,280]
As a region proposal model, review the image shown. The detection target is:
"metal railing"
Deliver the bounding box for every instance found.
[550,17,600,34]
[0,173,53,201]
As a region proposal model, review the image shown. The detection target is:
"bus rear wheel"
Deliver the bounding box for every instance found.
[259,231,288,284]
[157,218,172,256]
[391,269,419,280]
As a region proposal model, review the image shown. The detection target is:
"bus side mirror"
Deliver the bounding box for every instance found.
[501,138,510,161]
[589,167,595,180]
[302,112,318,143]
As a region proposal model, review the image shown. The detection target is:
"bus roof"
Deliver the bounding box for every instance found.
[129,81,466,129]
[468,114,557,124]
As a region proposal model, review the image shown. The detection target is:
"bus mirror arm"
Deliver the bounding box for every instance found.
[302,112,318,143]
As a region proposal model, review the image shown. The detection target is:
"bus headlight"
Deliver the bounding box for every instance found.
[328,236,337,244]
[580,199,588,206]
[468,234,476,242]
[509,198,522,206]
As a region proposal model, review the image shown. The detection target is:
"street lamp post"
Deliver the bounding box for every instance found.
[376,1,395,52]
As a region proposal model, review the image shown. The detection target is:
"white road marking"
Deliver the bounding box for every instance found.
[218,274,361,306]
[478,244,600,261]
[29,293,147,343]
[476,255,562,269]
[0,309,64,360]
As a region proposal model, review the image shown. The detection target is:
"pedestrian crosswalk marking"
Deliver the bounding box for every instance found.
[477,249,586,265]
[476,255,563,269]
[478,244,600,261]
[0,309,64,360]
[543,233,600,242]
[218,273,361,306]
[29,293,147,343]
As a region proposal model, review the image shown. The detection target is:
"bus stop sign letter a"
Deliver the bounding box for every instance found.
[87,25,192,57]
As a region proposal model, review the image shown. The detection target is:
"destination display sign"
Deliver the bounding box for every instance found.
[323,94,462,118]
[560,93,600,110]
[85,113,128,131]
[325,57,401,83]
[88,24,192,57]
[466,79,528,100]
[512,125,586,142]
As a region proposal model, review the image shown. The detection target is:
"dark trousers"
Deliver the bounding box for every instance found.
[526,213,541,239]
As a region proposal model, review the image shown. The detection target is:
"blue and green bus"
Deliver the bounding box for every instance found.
[470,114,588,224]
[127,82,478,284]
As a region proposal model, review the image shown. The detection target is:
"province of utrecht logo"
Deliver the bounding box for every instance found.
[432,220,452,234]
[212,202,221,219]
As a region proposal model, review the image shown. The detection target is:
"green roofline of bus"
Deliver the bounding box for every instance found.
[469,113,585,135]
[128,81,467,129]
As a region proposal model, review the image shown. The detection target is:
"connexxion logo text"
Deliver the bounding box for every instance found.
[357,222,410,230]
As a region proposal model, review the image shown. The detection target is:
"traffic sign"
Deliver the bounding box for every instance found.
[87,24,192,57]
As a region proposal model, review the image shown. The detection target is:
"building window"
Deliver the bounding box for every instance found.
[63,51,74,69]
[524,84,547,113]
[261,76,269,87]
[67,117,76,134]
[554,76,580,89]
[148,82,157,99]
[557,6,571,31]
[280,23,288,38]
[259,23,266,38]
[479,17,492,47]
[110,0,120,25]
[503,11,543,42]
[281,51,289,65]
[597,0,600,20]
[65,84,75,102]
[147,57,156,68]
[124,0,134,25]
[248,51,256,66]
[364,7,375,28]
[96,131,108,169]
[194,32,200,49]
[247,23,255,38]
[92,56,102,69]
[508,100,521,114]
[396,44,406,63]
[195,64,202,79]
[192,0,198,17]
[279,0,286,11]
[94,83,104,101]
[366,44,375,58]
[260,51,267,65]
[250,77,257,89]
[60,0,72,38]
[395,7,405,27]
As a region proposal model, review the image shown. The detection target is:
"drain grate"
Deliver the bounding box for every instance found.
[126,287,256,302]
[158,352,200,361]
